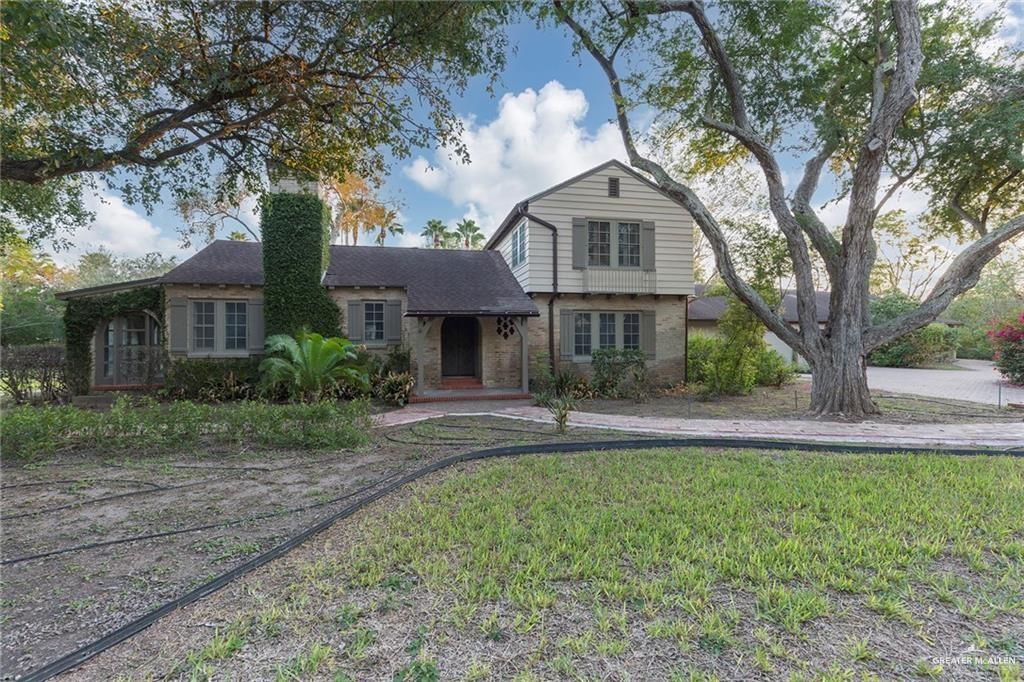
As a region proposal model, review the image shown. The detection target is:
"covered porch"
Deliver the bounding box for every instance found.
[408,313,534,401]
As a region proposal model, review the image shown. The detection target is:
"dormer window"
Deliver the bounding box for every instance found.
[607,177,620,197]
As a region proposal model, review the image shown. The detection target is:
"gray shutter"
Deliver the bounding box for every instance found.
[169,298,188,352]
[572,218,587,269]
[641,220,656,271]
[559,309,574,359]
[247,299,265,352]
[641,310,656,360]
[347,301,364,343]
[385,300,402,344]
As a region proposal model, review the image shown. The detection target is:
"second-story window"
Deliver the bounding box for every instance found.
[587,220,611,266]
[511,221,527,267]
[618,222,640,267]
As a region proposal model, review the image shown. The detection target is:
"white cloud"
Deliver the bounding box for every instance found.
[53,187,186,266]
[403,80,626,235]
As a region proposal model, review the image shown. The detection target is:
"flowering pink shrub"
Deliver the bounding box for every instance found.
[989,311,1024,384]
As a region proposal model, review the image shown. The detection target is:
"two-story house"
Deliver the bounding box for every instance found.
[486,159,695,385]
[57,159,694,400]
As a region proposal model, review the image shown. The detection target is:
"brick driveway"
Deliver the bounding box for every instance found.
[867,359,1024,407]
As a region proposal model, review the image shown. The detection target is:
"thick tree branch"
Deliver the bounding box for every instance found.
[792,140,841,281]
[554,0,813,356]
[864,213,1024,350]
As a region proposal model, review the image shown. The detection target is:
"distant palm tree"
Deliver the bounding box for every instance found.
[375,210,404,246]
[421,218,450,248]
[455,219,485,249]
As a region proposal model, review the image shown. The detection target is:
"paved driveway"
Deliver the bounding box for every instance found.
[867,359,1024,406]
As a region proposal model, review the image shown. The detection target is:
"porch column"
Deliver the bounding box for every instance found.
[513,316,529,394]
[415,317,433,391]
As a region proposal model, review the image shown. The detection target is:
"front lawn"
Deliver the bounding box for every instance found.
[75,447,1024,680]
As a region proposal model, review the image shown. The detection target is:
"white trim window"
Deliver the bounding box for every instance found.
[364,301,385,343]
[192,301,216,351]
[617,222,640,267]
[587,220,611,266]
[573,310,643,359]
[510,220,527,267]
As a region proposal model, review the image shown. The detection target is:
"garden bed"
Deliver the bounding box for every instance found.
[61,446,1024,680]
[0,414,641,678]
[577,381,1020,424]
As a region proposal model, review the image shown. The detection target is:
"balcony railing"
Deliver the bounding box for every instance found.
[582,268,657,294]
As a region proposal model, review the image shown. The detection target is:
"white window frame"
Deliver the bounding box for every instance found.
[586,217,643,270]
[363,300,386,346]
[510,220,527,268]
[572,310,644,361]
[188,300,250,357]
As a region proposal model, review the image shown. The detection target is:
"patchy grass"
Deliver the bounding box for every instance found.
[94,447,1024,680]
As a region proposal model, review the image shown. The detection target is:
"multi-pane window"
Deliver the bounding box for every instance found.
[192,301,215,350]
[622,313,640,350]
[587,220,611,266]
[225,302,247,350]
[617,222,640,267]
[103,322,114,377]
[573,312,592,357]
[364,302,385,342]
[511,221,526,267]
[599,313,617,349]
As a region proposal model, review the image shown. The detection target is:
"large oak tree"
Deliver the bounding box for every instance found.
[0,0,509,248]
[552,0,1023,418]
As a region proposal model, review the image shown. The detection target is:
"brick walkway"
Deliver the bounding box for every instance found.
[374,404,1024,449]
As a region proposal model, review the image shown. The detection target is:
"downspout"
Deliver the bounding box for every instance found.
[517,203,558,373]
[682,294,690,384]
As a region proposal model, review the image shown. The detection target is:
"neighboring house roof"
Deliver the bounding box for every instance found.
[484,158,685,251]
[688,284,962,326]
[69,240,539,317]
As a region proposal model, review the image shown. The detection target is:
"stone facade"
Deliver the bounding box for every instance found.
[528,293,688,386]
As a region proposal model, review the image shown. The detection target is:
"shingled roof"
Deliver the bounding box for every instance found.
[688,284,831,324]
[157,240,538,317]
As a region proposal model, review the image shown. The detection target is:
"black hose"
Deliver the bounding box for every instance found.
[18,436,1023,682]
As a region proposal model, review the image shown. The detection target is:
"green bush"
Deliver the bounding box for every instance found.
[954,326,994,360]
[529,351,554,393]
[261,192,340,337]
[1,396,370,460]
[374,371,415,406]
[591,347,648,400]
[755,347,796,387]
[551,367,593,400]
[535,392,576,433]
[686,334,722,384]
[260,332,369,402]
[162,357,262,401]
[868,292,957,367]
[382,345,412,375]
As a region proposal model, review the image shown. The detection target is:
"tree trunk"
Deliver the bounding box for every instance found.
[808,340,878,419]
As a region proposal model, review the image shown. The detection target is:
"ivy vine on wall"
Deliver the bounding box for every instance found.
[261,192,341,337]
[63,287,164,395]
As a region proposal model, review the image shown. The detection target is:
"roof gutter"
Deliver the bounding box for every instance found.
[516,203,559,372]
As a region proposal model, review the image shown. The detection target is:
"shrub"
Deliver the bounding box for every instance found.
[755,347,796,387]
[261,192,340,337]
[529,351,554,393]
[382,344,412,375]
[552,367,592,400]
[591,347,648,400]
[0,344,69,404]
[374,371,415,406]
[686,334,722,384]
[260,331,369,402]
[868,292,957,367]
[162,358,262,401]
[1,396,370,460]
[990,311,1024,385]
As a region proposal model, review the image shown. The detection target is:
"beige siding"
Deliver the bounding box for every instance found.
[493,217,532,290]
[526,166,694,295]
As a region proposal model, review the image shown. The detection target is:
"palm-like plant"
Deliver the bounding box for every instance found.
[421,218,450,248]
[259,331,368,402]
[375,209,404,246]
[455,219,485,249]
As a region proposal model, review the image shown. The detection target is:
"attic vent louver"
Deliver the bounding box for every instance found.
[608,177,620,197]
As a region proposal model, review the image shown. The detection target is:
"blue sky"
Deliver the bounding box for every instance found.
[52,4,1023,266]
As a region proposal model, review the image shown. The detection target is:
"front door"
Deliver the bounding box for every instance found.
[441,317,479,377]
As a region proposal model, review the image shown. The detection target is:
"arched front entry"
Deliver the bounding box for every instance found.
[440,317,480,378]
[94,312,163,387]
